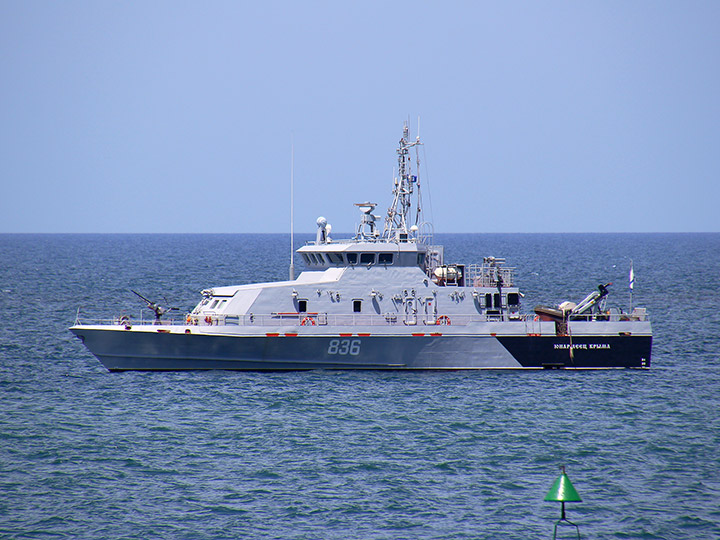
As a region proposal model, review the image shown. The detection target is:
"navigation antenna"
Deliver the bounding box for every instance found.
[383,122,424,241]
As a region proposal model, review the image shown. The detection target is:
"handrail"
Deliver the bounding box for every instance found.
[465,263,516,287]
[74,310,648,328]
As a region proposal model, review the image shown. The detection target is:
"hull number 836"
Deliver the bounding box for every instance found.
[327,339,361,356]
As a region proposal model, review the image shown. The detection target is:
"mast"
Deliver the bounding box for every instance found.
[383,123,424,241]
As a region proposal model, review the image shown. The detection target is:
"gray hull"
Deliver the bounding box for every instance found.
[70,322,652,371]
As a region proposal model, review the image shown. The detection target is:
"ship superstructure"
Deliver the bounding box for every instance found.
[70,125,652,371]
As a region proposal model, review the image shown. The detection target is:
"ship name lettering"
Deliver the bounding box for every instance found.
[553,343,611,350]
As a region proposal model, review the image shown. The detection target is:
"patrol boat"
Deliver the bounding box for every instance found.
[70,125,652,371]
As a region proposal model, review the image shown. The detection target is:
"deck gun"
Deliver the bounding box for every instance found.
[131,290,179,322]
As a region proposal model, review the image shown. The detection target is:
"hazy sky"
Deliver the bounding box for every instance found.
[1,1,718,233]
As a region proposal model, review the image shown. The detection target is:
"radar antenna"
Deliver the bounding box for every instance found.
[354,202,380,239]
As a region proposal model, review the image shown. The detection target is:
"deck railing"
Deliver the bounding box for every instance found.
[465,264,515,288]
[74,309,648,328]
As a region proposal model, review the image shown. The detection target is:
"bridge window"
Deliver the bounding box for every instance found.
[315,253,326,264]
[507,293,519,306]
[417,253,426,266]
[360,253,375,264]
[353,300,362,313]
[347,253,358,264]
[378,253,393,265]
[298,300,307,313]
[301,254,311,265]
[485,294,492,308]
[327,252,344,264]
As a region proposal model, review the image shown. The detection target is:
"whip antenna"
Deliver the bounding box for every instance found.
[289,134,295,280]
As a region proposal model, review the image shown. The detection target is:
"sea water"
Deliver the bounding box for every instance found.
[1,233,719,539]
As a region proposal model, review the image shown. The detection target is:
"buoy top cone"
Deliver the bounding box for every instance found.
[544,472,582,502]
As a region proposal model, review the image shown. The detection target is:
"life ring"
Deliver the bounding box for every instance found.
[533,315,539,322]
[301,317,316,326]
[436,315,451,325]
[119,315,130,324]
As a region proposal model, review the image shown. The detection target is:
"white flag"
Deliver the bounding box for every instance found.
[629,262,634,290]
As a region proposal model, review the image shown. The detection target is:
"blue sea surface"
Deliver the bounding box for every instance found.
[1,233,719,539]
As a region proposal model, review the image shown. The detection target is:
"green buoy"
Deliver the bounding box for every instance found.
[545,466,582,539]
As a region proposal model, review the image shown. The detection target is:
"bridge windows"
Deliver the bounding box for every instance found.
[327,253,344,264]
[301,252,338,266]
[301,250,400,267]
[378,253,393,265]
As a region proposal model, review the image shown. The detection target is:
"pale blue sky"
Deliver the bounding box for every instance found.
[1,1,718,233]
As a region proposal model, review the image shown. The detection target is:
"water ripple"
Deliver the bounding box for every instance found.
[2,234,720,539]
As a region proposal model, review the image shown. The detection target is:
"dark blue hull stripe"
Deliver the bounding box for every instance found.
[496,335,652,368]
